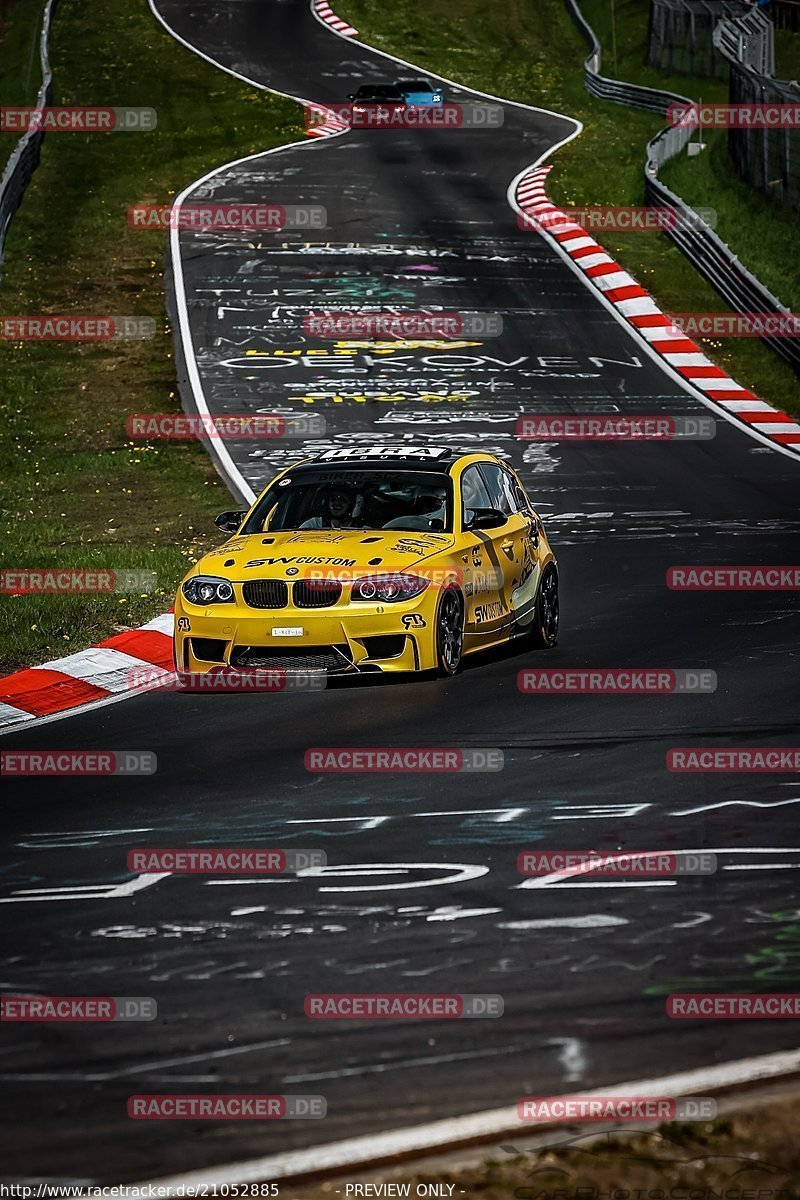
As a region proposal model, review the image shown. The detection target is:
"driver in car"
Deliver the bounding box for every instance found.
[300,485,365,530]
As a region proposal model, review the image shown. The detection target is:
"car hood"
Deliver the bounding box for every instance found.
[193,529,457,580]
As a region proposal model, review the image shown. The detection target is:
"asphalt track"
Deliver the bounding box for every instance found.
[2,0,800,1184]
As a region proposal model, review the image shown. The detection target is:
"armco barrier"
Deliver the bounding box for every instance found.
[714,11,800,209]
[566,0,800,377]
[0,0,58,277]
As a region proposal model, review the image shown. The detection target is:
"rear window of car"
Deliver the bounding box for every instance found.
[354,86,404,101]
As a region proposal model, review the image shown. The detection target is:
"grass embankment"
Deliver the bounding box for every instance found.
[337,0,800,416]
[0,0,303,672]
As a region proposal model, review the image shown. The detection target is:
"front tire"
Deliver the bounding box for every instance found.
[530,565,559,648]
[435,587,464,676]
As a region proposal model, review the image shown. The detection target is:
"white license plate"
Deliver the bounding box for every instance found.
[271,626,304,637]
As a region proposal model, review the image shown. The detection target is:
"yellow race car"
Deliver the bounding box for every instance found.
[173,446,558,678]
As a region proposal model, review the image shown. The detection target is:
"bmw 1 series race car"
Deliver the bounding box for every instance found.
[394,77,444,106]
[173,446,558,678]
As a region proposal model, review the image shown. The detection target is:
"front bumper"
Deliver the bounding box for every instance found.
[173,597,436,675]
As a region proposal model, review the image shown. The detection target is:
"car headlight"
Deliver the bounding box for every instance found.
[352,574,429,603]
[182,575,235,605]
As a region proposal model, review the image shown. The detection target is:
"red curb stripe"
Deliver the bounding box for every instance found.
[680,365,730,379]
[603,285,649,303]
[735,409,794,423]
[704,388,755,400]
[571,244,607,260]
[0,669,110,716]
[652,339,702,355]
[586,261,623,278]
[630,314,672,328]
[98,629,173,668]
[552,227,589,241]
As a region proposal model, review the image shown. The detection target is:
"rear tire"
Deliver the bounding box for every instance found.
[530,565,559,648]
[435,587,464,676]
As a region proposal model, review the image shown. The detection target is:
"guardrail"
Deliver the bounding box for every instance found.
[648,0,749,81]
[566,0,690,112]
[565,0,799,377]
[713,7,775,73]
[0,0,57,278]
[714,11,799,209]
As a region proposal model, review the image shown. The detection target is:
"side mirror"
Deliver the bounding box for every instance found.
[215,510,246,534]
[466,508,507,531]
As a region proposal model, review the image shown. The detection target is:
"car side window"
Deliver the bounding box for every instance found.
[479,464,517,515]
[460,465,493,527]
[509,471,535,516]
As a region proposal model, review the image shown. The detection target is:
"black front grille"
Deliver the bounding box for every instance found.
[232,645,352,672]
[242,580,288,609]
[293,580,342,608]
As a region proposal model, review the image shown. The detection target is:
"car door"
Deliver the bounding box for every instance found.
[459,463,513,641]
[478,462,540,631]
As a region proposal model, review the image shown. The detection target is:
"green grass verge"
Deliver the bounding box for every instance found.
[336,0,800,418]
[0,0,47,161]
[0,0,303,673]
[775,28,800,80]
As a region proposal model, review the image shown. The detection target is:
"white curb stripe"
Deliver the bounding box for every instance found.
[0,702,31,725]
[34,646,157,692]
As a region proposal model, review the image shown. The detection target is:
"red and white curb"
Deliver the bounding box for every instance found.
[515,166,800,453]
[312,0,358,37]
[305,102,350,139]
[0,613,173,731]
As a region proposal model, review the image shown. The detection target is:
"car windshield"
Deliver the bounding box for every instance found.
[241,468,453,534]
[354,87,404,101]
[397,79,433,91]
